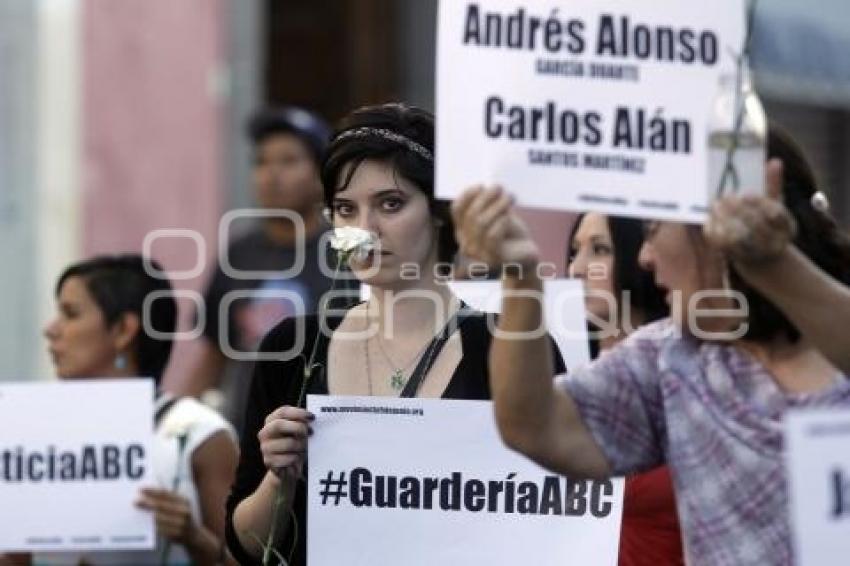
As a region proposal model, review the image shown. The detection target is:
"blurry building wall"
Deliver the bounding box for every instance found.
[0,0,233,384]
[0,0,42,381]
[762,100,850,228]
[82,0,225,258]
[81,0,228,390]
[264,0,398,125]
[224,0,263,211]
[753,3,850,228]
[0,0,84,382]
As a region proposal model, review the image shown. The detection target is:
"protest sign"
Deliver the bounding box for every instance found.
[0,379,154,552]
[786,409,850,566]
[308,395,623,565]
[436,0,746,222]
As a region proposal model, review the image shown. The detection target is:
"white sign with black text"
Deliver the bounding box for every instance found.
[436,0,745,222]
[308,395,624,565]
[786,409,850,566]
[0,379,155,552]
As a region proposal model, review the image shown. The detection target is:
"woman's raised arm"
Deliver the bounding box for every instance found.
[452,186,611,478]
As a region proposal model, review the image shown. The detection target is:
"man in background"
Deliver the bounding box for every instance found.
[188,107,338,433]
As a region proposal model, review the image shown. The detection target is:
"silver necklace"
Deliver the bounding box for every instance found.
[363,299,461,393]
[362,310,374,396]
[363,301,432,392]
[373,330,433,391]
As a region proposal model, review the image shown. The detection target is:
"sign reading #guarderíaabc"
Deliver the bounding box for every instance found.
[436,0,745,222]
[786,409,850,566]
[308,395,624,565]
[0,379,154,552]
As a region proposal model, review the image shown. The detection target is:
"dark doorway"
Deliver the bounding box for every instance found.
[264,0,400,126]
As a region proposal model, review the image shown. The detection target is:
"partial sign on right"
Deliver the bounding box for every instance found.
[785,409,850,565]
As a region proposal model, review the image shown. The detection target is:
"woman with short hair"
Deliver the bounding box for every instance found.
[38,254,238,566]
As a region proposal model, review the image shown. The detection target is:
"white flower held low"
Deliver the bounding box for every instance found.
[160,400,209,439]
[329,226,378,262]
[158,398,208,566]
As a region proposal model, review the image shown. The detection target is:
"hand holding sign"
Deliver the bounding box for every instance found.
[452,185,540,270]
[704,159,797,264]
[0,380,154,553]
[136,488,197,546]
[307,396,623,565]
[258,405,314,480]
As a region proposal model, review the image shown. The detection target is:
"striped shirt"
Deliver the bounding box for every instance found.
[556,319,850,565]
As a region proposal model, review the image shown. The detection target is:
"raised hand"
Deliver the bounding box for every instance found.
[451,185,540,270]
[704,159,797,264]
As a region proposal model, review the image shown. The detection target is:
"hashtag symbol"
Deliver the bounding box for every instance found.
[319,471,348,505]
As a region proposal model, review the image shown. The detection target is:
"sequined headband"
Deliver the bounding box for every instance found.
[334,127,434,162]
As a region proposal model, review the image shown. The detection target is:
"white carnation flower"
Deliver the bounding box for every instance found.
[160,400,208,439]
[329,227,377,261]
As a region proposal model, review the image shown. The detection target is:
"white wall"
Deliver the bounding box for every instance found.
[34,0,83,380]
[0,0,82,382]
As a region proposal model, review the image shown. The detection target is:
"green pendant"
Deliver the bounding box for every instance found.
[390,369,406,390]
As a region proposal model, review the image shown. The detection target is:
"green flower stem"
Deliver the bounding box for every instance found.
[297,255,345,406]
[262,483,289,565]
[159,433,189,566]
[262,254,347,566]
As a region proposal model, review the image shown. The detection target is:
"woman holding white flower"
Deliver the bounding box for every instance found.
[37,255,239,566]
[226,103,565,565]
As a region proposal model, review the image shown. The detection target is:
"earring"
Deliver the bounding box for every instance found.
[811,191,830,214]
[322,207,334,224]
[115,353,127,371]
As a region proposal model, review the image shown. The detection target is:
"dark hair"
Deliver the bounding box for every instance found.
[56,254,177,384]
[567,213,668,324]
[729,124,850,343]
[247,106,331,167]
[321,103,457,265]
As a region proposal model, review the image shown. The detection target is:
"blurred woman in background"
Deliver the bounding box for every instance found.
[568,213,682,565]
[567,213,668,355]
[36,254,238,566]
